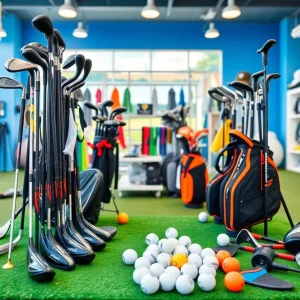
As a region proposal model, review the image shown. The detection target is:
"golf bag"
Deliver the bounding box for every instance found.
[165,154,181,195]
[146,162,162,185]
[181,153,208,208]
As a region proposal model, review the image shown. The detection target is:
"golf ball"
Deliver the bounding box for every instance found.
[133,267,150,284]
[178,236,192,248]
[164,266,181,279]
[135,257,151,269]
[158,238,167,251]
[149,263,165,278]
[140,274,160,294]
[146,244,160,256]
[197,273,216,292]
[199,265,216,277]
[188,243,202,255]
[145,233,159,245]
[169,238,179,248]
[198,212,208,223]
[159,273,176,291]
[181,263,198,280]
[188,253,203,269]
[161,239,176,254]
[217,233,230,247]
[176,275,195,295]
[165,227,178,239]
[157,253,171,268]
[173,245,188,256]
[122,249,138,265]
[201,248,216,259]
[143,251,157,264]
[203,255,219,270]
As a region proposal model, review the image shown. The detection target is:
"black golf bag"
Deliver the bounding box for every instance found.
[146,162,162,185]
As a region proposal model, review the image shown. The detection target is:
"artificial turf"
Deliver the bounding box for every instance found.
[0,215,299,299]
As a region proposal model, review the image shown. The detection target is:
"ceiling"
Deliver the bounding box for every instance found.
[2,0,300,22]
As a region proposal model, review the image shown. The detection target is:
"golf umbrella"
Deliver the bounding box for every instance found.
[83,88,92,126]
[152,88,158,114]
[168,88,176,110]
[95,88,102,104]
[111,88,126,149]
[122,88,132,113]
[179,88,185,107]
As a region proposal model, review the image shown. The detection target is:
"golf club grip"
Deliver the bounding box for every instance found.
[276,253,295,261]
[239,246,256,253]
[252,233,284,244]
[260,244,285,250]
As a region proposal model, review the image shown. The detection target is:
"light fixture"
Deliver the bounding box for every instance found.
[141,0,160,19]
[222,0,241,19]
[205,22,220,39]
[0,1,7,39]
[58,0,77,19]
[73,22,88,38]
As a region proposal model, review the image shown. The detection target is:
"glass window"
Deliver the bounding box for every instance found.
[114,51,150,71]
[189,51,220,72]
[79,50,113,71]
[152,51,188,71]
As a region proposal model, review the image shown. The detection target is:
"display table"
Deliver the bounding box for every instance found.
[118,155,164,198]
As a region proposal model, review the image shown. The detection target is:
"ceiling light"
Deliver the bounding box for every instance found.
[222,0,241,19]
[59,0,77,19]
[205,22,220,39]
[73,22,88,38]
[0,1,7,39]
[141,0,160,19]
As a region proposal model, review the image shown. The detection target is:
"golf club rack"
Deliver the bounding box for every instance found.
[0,15,118,282]
[206,39,294,237]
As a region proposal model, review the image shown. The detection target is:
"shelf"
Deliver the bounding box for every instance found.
[289,150,300,154]
[289,114,300,120]
[287,166,300,173]
[120,155,163,163]
[287,87,300,96]
[123,114,160,118]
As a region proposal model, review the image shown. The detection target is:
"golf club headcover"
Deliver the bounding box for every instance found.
[241,267,294,290]
[283,222,300,254]
[213,244,239,257]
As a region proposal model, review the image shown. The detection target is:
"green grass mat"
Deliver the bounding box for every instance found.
[0,215,299,299]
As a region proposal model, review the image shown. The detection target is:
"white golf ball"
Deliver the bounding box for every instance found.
[135,257,151,269]
[176,275,195,295]
[161,239,176,254]
[203,255,219,270]
[199,265,216,277]
[197,273,216,292]
[169,238,179,247]
[201,248,215,259]
[133,267,150,284]
[157,253,171,268]
[173,245,188,256]
[122,249,138,265]
[158,238,167,252]
[188,253,203,269]
[165,227,178,239]
[181,263,198,280]
[198,212,208,223]
[143,251,157,264]
[146,244,160,256]
[149,263,165,278]
[159,273,176,291]
[145,233,159,245]
[164,266,181,279]
[140,274,160,294]
[217,233,230,247]
[188,243,202,255]
[178,236,192,248]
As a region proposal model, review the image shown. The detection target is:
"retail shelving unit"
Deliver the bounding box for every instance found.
[286,87,300,173]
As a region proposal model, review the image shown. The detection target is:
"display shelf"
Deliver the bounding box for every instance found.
[289,114,300,120]
[120,155,163,163]
[289,150,300,154]
[287,166,300,173]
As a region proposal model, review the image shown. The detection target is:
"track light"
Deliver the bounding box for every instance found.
[141,0,160,19]
[222,0,241,19]
[58,0,77,19]
[205,23,220,39]
[73,22,88,38]
[0,1,7,39]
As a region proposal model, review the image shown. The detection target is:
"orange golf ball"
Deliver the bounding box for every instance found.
[117,212,128,224]
[216,250,231,266]
[222,257,240,273]
[171,253,188,269]
[224,271,245,292]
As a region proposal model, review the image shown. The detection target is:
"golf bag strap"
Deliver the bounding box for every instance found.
[114,142,119,189]
[87,140,112,157]
[229,129,254,147]
[215,142,235,174]
[182,156,193,178]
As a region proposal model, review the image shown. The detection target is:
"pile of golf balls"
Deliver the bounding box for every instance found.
[122,227,220,295]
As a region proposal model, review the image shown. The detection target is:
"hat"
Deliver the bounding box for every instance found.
[236,71,251,85]
[288,70,300,89]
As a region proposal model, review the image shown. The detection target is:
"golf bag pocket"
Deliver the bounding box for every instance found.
[166,154,181,195]
[206,142,239,218]
[221,131,281,231]
[146,163,162,185]
[181,153,208,208]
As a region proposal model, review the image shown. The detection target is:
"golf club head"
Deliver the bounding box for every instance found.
[213,244,239,256]
[84,101,98,114]
[0,231,22,255]
[99,100,114,117]
[62,54,85,89]
[69,81,85,95]
[27,239,55,282]
[54,29,66,61]
[104,120,120,126]
[73,88,84,101]
[257,39,276,55]
[92,115,106,122]
[27,42,48,54]
[0,77,26,98]
[63,54,77,69]
[118,120,127,127]
[67,59,92,92]
[22,43,48,61]
[5,59,38,79]
[176,134,190,153]
[183,106,190,118]
[110,107,127,120]
[236,229,262,248]
[229,81,254,100]
[0,220,10,239]
[31,15,54,48]
[251,70,264,92]
[266,73,281,83]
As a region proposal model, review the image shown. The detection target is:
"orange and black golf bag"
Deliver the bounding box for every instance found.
[181,153,208,208]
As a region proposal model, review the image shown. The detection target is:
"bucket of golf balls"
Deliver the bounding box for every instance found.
[121,227,224,295]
